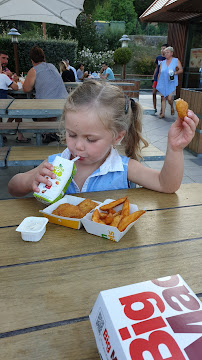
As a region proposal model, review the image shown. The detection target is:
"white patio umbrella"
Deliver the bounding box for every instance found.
[0,0,84,27]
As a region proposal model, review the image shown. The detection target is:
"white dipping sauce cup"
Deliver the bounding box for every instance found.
[16,217,49,242]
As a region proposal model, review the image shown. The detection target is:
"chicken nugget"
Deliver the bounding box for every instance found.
[175,98,188,121]
[78,198,98,216]
[52,203,83,218]
[52,203,67,216]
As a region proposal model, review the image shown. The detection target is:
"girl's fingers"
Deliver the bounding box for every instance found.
[35,174,52,186]
[33,184,40,193]
[185,110,199,126]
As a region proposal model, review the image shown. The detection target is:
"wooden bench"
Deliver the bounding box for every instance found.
[0,122,19,147]
[0,146,10,167]
[5,143,165,168]
[6,145,66,167]
[117,143,165,161]
[18,121,61,145]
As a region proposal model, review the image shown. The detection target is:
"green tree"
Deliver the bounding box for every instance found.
[92,0,137,34]
[133,0,154,17]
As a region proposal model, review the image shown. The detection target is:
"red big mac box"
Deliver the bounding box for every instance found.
[89,274,202,359]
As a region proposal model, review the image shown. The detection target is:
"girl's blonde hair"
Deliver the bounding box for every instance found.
[59,60,68,73]
[60,79,148,160]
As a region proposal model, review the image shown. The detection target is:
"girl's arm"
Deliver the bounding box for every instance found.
[128,110,199,193]
[23,67,36,92]
[8,160,56,197]
[10,81,18,91]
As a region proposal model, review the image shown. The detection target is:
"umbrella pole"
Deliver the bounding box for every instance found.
[42,23,47,40]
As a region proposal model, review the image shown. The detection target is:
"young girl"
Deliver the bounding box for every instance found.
[8,79,199,197]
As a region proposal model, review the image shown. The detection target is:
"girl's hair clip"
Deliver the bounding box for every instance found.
[124,94,129,114]
[130,98,136,110]
[125,95,136,114]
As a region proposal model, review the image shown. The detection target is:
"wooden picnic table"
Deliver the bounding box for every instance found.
[0,183,202,359]
[0,98,14,116]
[7,99,67,119]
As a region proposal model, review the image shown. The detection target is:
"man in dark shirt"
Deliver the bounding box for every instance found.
[152,44,168,113]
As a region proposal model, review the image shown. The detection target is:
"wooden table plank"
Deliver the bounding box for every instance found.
[1,184,202,227]
[1,292,202,360]
[0,239,201,333]
[7,99,66,118]
[18,121,61,131]
[1,204,202,266]
[0,320,99,360]
[0,123,18,131]
[0,99,14,115]
[8,99,67,110]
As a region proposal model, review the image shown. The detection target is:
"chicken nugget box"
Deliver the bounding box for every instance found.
[40,195,100,229]
[82,199,141,242]
[90,274,202,360]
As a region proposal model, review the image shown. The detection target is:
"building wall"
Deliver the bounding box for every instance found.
[167,23,188,97]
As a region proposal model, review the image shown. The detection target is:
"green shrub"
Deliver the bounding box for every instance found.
[114,47,132,65]
[0,37,77,73]
[77,47,114,72]
[133,56,156,75]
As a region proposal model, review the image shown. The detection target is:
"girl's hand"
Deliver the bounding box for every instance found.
[168,110,199,151]
[32,161,56,193]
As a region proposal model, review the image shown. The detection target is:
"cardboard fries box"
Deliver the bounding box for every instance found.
[39,195,100,230]
[90,274,202,359]
[81,198,142,242]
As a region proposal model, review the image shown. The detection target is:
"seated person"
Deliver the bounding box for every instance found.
[76,63,88,81]
[100,62,115,80]
[59,61,75,82]
[0,64,30,143]
[0,64,18,98]
[23,46,68,143]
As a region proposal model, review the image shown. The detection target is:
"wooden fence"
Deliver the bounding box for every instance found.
[180,88,202,156]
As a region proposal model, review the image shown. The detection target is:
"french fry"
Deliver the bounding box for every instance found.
[92,209,100,223]
[110,214,123,228]
[109,208,116,215]
[105,212,114,225]
[99,197,127,211]
[113,210,122,217]
[121,198,129,217]
[98,219,107,224]
[118,210,145,232]
[99,212,108,219]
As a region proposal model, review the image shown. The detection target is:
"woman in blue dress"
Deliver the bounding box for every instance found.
[157,46,183,118]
